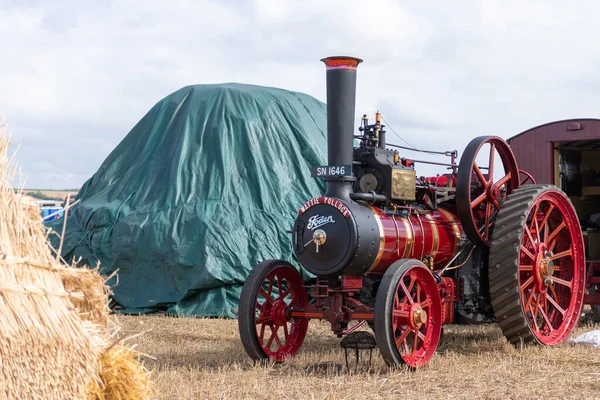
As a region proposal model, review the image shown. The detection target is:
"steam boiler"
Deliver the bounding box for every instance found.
[238,56,585,369]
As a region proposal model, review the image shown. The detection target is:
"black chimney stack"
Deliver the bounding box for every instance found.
[321,56,363,200]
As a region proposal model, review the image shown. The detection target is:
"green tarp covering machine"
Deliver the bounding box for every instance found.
[48,83,326,317]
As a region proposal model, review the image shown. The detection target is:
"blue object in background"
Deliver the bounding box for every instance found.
[41,207,64,221]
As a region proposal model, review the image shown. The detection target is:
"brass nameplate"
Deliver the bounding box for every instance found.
[391,169,416,200]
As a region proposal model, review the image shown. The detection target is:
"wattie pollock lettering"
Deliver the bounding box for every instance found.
[298,197,351,218]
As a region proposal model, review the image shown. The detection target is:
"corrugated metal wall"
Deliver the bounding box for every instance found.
[508,119,600,184]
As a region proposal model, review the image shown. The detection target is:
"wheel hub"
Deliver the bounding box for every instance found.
[270,300,289,326]
[486,184,500,201]
[410,305,427,329]
[534,243,554,291]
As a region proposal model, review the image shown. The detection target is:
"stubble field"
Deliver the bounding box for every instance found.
[117,315,600,400]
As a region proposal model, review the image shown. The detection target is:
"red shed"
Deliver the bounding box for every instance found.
[508,118,600,186]
[509,119,600,311]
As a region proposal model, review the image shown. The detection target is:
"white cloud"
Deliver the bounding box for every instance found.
[1,0,600,187]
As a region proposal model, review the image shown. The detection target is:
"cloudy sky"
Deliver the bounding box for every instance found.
[2,0,600,189]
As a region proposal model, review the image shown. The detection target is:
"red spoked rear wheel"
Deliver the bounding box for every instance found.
[489,185,585,346]
[374,259,442,369]
[239,260,309,362]
[457,136,520,246]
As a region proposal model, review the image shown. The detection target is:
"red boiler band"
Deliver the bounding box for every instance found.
[366,206,463,274]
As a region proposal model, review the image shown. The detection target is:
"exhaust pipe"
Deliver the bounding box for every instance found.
[320,56,363,200]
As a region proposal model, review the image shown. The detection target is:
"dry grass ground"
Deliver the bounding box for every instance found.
[117,315,600,399]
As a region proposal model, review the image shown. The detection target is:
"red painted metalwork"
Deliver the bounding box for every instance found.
[390,264,442,368]
[519,169,537,186]
[321,56,363,70]
[367,206,463,274]
[341,275,363,290]
[438,277,456,324]
[290,277,373,335]
[518,190,585,345]
[457,136,520,246]
[253,265,309,361]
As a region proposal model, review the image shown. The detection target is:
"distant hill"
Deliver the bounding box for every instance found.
[21,189,79,201]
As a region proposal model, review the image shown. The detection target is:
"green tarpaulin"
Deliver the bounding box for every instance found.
[49,83,326,317]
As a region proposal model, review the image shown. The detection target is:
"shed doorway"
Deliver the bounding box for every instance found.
[554,141,600,256]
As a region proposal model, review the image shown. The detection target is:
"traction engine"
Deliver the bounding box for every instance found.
[238,56,586,369]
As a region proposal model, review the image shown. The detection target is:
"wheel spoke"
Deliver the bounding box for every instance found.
[521,245,535,260]
[531,303,540,331]
[529,202,540,227]
[538,304,554,331]
[523,287,537,312]
[283,323,289,340]
[533,294,541,320]
[471,192,487,209]
[394,291,401,309]
[416,284,421,303]
[420,299,430,309]
[277,276,283,298]
[548,285,559,302]
[267,277,275,297]
[484,202,491,239]
[492,198,502,211]
[524,225,536,247]
[393,310,410,319]
[549,238,558,253]
[550,248,571,261]
[266,325,279,349]
[488,144,495,182]
[258,288,274,304]
[273,330,283,349]
[539,204,555,237]
[280,287,291,299]
[545,221,566,245]
[473,163,488,187]
[495,173,512,187]
[255,315,272,325]
[545,292,566,316]
[551,276,572,290]
[533,213,541,243]
[520,275,535,291]
[403,340,410,355]
[417,330,427,342]
[412,331,419,354]
[258,323,266,346]
[519,265,534,272]
[407,276,416,294]
[395,327,411,349]
[400,281,414,305]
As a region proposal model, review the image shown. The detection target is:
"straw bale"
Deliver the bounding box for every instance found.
[0,123,151,399]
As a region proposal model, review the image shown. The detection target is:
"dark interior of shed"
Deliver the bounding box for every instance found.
[554,139,600,261]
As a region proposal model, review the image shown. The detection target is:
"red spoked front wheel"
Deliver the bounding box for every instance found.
[374,259,442,369]
[457,136,520,246]
[238,260,309,362]
[489,184,585,346]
